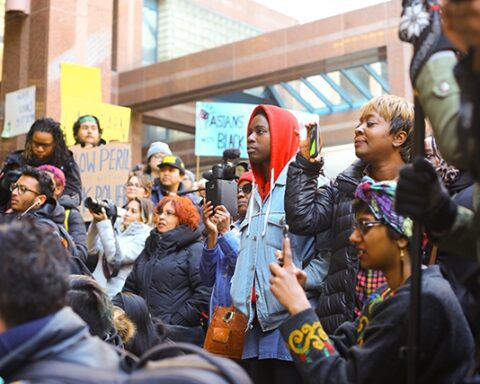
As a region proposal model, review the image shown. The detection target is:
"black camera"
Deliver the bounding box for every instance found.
[84,197,118,219]
[203,163,238,218]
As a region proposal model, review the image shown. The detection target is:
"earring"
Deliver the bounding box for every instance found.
[400,249,405,279]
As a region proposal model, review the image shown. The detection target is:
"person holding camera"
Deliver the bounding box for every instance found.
[200,170,254,320]
[87,197,154,297]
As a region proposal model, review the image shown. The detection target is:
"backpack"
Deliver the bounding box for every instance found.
[4,342,252,384]
[127,342,252,384]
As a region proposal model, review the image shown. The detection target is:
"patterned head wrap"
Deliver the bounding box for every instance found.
[355,176,412,238]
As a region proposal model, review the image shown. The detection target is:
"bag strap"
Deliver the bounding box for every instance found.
[134,342,241,384]
[64,208,71,231]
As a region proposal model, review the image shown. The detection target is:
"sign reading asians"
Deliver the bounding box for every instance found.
[195,102,318,158]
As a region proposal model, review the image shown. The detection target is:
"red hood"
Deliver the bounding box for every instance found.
[247,105,299,201]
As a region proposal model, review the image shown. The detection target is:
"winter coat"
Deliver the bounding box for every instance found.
[123,225,211,327]
[285,155,367,334]
[0,149,82,208]
[26,200,91,276]
[280,267,474,384]
[88,220,151,297]
[59,194,88,263]
[0,307,122,381]
[200,226,240,320]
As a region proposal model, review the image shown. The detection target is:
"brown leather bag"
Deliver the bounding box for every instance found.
[203,305,247,360]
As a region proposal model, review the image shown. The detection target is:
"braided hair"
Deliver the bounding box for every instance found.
[24,118,70,166]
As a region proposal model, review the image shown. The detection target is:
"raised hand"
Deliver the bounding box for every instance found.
[296,122,322,163]
[203,201,218,249]
[269,237,310,315]
[213,205,231,235]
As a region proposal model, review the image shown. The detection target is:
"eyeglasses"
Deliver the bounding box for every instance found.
[353,220,384,236]
[237,183,252,194]
[126,182,143,188]
[10,183,40,196]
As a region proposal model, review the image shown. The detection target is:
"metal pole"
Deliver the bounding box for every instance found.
[406,96,425,384]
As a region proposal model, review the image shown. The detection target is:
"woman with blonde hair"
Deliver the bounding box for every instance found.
[87,197,154,296]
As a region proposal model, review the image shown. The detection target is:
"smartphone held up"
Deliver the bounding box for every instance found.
[308,123,319,158]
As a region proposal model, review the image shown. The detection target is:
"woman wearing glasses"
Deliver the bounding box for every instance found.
[87,196,154,297]
[124,172,152,202]
[271,177,474,383]
[122,195,211,345]
[200,170,254,320]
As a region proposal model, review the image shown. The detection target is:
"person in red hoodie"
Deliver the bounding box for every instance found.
[230,105,319,384]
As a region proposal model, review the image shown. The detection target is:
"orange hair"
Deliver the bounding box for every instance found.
[156,195,200,230]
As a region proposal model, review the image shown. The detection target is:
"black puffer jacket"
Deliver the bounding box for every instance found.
[285,154,366,334]
[123,225,211,327]
[0,149,82,208]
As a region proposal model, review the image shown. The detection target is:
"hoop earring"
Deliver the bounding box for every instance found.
[400,248,405,280]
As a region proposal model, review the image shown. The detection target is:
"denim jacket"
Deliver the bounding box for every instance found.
[230,162,315,332]
[200,228,240,319]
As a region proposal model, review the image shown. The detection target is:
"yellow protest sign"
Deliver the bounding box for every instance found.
[61,97,131,145]
[60,63,102,102]
[60,63,131,146]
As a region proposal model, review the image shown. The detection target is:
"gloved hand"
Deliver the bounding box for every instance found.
[399,0,456,84]
[395,157,458,237]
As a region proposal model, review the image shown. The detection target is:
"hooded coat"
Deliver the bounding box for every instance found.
[0,307,122,381]
[230,105,316,360]
[122,225,211,329]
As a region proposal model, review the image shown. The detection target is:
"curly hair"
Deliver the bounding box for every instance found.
[358,95,414,163]
[156,195,200,230]
[24,118,70,166]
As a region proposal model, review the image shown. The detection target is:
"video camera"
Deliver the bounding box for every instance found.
[84,197,118,221]
[203,149,241,217]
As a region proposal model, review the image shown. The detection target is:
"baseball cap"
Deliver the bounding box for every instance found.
[158,155,186,175]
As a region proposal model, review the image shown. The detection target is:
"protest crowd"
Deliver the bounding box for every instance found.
[1,1,480,383]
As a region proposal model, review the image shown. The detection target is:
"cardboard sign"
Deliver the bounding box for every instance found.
[70,142,131,221]
[2,86,36,138]
[195,102,318,158]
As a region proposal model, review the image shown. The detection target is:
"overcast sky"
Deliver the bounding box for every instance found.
[254,0,390,23]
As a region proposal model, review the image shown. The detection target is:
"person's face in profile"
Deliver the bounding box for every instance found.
[247,114,271,165]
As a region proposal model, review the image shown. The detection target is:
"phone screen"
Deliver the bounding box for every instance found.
[309,124,319,158]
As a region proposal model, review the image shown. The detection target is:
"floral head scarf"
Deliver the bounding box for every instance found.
[355,176,413,238]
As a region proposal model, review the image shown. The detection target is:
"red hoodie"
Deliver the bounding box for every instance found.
[247,105,300,201]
